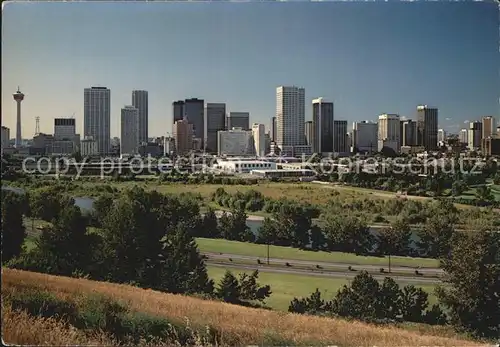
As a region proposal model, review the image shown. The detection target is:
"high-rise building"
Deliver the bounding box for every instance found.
[270,117,277,142]
[53,118,77,155]
[378,114,401,152]
[459,128,468,145]
[184,98,204,144]
[252,123,266,157]
[13,87,24,148]
[276,86,306,155]
[205,103,226,153]
[468,121,482,150]
[305,121,313,147]
[80,136,99,157]
[217,127,255,156]
[227,112,250,130]
[438,129,446,143]
[120,106,139,156]
[402,120,417,147]
[173,101,185,124]
[54,118,76,140]
[482,136,500,156]
[132,90,148,145]
[312,97,334,153]
[482,116,495,140]
[333,120,348,153]
[1,126,10,153]
[173,119,193,155]
[416,105,438,151]
[352,121,378,153]
[84,87,111,155]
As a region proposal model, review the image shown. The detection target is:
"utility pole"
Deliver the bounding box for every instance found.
[267,240,270,265]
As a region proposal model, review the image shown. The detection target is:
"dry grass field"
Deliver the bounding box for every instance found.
[2,268,484,346]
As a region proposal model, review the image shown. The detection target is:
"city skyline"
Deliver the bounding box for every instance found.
[2,1,498,138]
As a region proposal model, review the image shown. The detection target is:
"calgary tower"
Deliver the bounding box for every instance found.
[13,87,24,148]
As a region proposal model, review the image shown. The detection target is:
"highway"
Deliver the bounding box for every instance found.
[206,261,442,284]
[202,251,443,275]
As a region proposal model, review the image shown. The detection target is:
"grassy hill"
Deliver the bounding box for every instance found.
[2,268,484,346]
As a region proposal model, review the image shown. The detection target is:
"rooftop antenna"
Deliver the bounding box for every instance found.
[35,116,40,135]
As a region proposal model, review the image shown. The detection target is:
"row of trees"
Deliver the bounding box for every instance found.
[289,272,446,325]
[1,187,271,308]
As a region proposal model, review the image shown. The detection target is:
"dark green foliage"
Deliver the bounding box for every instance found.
[288,288,330,315]
[216,270,241,304]
[322,215,375,255]
[1,190,27,262]
[376,219,412,257]
[399,285,428,323]
[199,207,220,238]
[437,230,500,338]
[216,270,271,306]
[28,186,75,222]
[218,208,254,242]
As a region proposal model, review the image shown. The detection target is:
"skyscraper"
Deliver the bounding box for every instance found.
[54,118,76,140]
[482,116,495,139]
[84,87,111,155]
[352,121,378,153]
[173,101,185,124]
[304,121,313,147]
[468,121,482,149]
[276,86,306,154]
[378,114,401,152]
[402,120,417,147]
[132,90,148,145]
[120,106,139,156]
[333,120,348,153]
[416,105,438,151]
[205,103,226,153]
[270,117,277,142]
[13,87,24,148]
[184,98,204,143]
[312,97,334,153]
[252,123,266,157]
[227,112,250,130]
[173,119,193,155]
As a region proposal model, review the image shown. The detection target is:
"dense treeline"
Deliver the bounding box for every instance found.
[290,228,500,339]
[289,272,447,326]
[1,187,271,308]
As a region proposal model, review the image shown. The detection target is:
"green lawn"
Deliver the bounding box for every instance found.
[207,266,437,311]
[196,238,440,268]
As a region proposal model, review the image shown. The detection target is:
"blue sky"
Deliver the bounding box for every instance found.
[2,1,499,138]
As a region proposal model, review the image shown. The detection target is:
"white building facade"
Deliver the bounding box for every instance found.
[276,86,306,156]
[120,106,139,156]
[252,123,266,157]
[84,87,111,155]
[217,128,255,156]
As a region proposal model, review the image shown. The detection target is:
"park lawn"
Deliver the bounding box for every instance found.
[196,238,440,269]
[207,266,437,311]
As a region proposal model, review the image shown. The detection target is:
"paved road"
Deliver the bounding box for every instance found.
[203,251,443,275]
[207,262,442,284]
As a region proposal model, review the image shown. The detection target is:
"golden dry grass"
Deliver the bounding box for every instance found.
[2,268,485,347]
[2,302,115,345]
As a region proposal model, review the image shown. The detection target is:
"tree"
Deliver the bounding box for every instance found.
[451,180,467,197]
[238,270,272,303]
[417,215,455,258]
[322,215,375,255]
[1,190,27,262]
[377,219,412,258]
[400,285,428,323]
[216,271,240,304]
[376,277,402,320]
[475,186,494,203]
[288,288,331,315]
[436,229,500,338]
[331,271,380,320]
[29,187,74,222]
[199,207,220,238]
[18,204,94,276]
